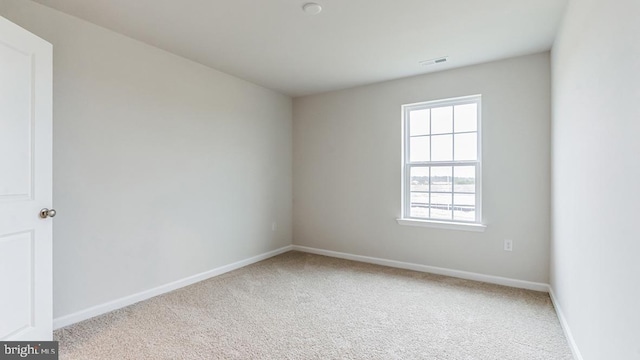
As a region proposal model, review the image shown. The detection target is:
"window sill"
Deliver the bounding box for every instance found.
[396,218,487,232]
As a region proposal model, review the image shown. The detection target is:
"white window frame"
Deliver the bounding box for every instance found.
[398,95,486,232]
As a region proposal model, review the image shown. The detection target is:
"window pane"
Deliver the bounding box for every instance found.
[454,166,475,192]
[410,167,429,192]
[431,135,453,161]
[454,132,477,161]
[454,104,477,133]
[454,206,475,222]
[431,167,452,192]
[431,106,453,134]
[410,192,429,205]
[454,193,475,206]
[409,109,430,136]
[410,205,429,219]
[409,136,430,162]
[430,193,452,220]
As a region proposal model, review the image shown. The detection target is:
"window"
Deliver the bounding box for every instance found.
[400,95,483,229]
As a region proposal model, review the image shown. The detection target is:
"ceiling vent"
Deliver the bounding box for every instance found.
[419,57,449,66]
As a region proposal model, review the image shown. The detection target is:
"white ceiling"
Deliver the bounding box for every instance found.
[31,0,567,97]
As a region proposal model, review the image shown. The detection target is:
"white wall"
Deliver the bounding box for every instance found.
[293,53,551,283]
[0,0,292,319]
[551,0,640,359]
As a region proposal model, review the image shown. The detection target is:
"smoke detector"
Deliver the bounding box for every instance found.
[302,3,323,15]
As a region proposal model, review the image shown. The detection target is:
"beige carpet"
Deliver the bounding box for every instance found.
[55,251,573,359]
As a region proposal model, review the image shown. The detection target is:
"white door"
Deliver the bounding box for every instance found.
[0,16,53,341]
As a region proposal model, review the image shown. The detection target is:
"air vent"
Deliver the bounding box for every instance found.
[419,57,449,66]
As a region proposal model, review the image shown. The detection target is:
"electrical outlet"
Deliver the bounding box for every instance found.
[271,222,277,231]
[504,239,513,252]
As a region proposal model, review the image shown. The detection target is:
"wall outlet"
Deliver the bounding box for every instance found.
[271,222,277,231]
[504,239,513,252]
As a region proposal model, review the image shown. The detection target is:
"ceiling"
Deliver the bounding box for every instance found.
[31,0,567,97]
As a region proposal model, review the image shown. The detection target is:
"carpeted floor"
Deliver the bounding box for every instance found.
[54,251,573,359]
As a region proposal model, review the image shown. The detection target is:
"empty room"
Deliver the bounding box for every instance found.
[0,0,638,359]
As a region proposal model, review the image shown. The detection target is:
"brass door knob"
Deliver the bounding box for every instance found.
[39,208,57,219]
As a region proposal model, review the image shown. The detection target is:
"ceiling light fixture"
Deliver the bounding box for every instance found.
[302,3,323,15]
[419,57,449,66]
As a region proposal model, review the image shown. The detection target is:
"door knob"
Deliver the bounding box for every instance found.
[39,208,57,219]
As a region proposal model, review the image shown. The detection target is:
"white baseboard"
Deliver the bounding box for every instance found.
[53,245,293,330]
[548,287,583,360]
[291,245,549,292]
